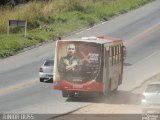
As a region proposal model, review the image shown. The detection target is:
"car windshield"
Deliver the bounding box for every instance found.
[44,60,54,66]
[145,84,160,93]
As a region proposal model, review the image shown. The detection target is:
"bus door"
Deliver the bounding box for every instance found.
[102,46,110,95]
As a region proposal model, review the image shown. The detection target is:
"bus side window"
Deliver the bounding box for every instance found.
[112,47,114,65]
[119,45,121,54]
[122,46,127,61]
[113,46,116,65]
[105,47,109,67]
[116,46,119,64]
[118,45,121,63]
[109,47,112,66]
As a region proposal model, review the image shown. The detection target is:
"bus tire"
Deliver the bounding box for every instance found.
[103,79,111,96]
[118,75,122,85]
[62,90,68,97]
[107,79,112,96]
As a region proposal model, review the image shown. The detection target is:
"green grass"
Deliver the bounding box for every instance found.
[0,0,154,58]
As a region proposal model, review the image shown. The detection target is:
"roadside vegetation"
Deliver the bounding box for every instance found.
[0,0,154,58]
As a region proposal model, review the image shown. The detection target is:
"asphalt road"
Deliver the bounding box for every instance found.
[0,0,160,116]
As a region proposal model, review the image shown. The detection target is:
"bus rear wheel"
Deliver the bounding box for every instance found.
[102,79,111,96]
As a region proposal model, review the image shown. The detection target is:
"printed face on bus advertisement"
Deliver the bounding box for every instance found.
[66,44,76,57]
[54,41,102,83]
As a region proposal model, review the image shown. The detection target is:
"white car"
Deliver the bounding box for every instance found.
[39,60,54,82]
[141,81,160,113]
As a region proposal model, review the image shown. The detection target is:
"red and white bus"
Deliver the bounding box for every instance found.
[53,36,126,97]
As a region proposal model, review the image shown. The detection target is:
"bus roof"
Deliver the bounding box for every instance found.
[58,36,122,44]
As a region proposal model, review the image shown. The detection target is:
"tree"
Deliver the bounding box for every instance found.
[0,0,15,6]
[0,0,49,6]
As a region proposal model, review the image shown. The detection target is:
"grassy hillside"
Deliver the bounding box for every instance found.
[0,0,154,58]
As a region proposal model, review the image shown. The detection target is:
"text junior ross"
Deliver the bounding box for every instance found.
[2,114,34,120]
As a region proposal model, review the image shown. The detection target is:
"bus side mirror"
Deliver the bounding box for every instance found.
[122,46,127,61]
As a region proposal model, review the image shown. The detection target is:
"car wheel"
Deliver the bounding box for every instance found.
[40,78,44,82]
